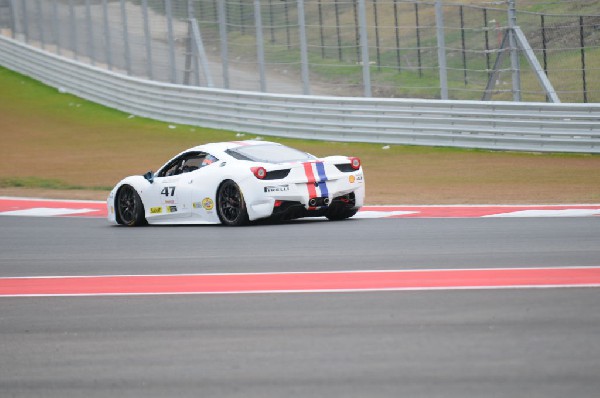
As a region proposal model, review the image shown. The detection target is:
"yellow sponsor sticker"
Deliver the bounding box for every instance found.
[150,206,162,214]
[349,175,356,183]
[202,197,215,211]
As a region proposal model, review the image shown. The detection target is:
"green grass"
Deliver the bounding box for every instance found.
[0,177,112,191]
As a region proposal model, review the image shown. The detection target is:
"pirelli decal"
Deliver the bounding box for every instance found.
[264,185,290,193]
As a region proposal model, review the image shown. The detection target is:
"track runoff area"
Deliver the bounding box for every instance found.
[1,197,599,297]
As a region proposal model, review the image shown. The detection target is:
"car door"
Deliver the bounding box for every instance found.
[176,153,219,223]
[149,175,192,221]
[145,153,197,221]
[188,161,220,223]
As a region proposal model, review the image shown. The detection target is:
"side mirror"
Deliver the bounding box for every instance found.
[143,171,154,184]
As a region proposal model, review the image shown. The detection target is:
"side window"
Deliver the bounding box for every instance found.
[200,154,218,168]
[181,153,219,172]
[181,156,203,173]
[160,159,182,177]
[157,152,219,177]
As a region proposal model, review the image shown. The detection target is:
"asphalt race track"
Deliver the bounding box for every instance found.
[1,214,599,397]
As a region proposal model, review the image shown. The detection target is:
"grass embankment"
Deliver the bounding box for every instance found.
[0,66,599,204]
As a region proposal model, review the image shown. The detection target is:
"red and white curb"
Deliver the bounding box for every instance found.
[1,267,599,297]
[0,197,105,218]
[357,205,600,218]
[1,197,600,219]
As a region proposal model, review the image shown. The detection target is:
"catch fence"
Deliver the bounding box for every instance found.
[1,0,599,102]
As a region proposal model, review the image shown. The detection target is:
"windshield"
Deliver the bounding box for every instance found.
[226,144,315,164]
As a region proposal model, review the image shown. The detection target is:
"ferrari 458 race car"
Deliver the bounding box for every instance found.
[107,140,365,226]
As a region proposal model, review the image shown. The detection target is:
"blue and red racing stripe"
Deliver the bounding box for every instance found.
[315,162,329,198]
[303,162,329,209]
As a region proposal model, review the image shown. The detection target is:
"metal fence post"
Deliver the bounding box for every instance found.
[142,0,154,80]
[334,0,342,61]
[353,0,360,63]
[483,9,490,75]
[52,0,61,56]
[579,16,588,103]
[184,0,194,85]
[35,0,44,49]
[357,0,371,97]
[120,0,132,75]
[540,15,547,75]
[189,19,215,87]
[435,0,448,100]
[284,0,290,50]
[85,0,95,65]
[268,0,275,43]
[373,0,381,71]
[217,0,230,89]
[185,2,218,88]
[507,0,521,101]
[393,0,401,71]
[512,27,559,103]
[414,3,422,77]
[297,0,310,95]
[459,5,467,86]
[318,0,325,59]
[254,0,267,92]
[165,0,177,84]
[21,0,29,43]
[239,1,245,34]
[68,0,76,60]
[102,0,112,70]
[7,0,17,39]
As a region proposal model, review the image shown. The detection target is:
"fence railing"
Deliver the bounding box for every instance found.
[2,0,599,103]
[2,35,598,153]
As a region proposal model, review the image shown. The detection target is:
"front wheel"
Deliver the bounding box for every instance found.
[216,180,249,226]
[116,185,147,226]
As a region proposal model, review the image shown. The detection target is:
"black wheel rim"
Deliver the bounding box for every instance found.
[218,182,242,223]
[118,186,137,224]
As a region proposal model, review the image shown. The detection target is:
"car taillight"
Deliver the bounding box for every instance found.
[349,157,361,170]
[251,166,267,179]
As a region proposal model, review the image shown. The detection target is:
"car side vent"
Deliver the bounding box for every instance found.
[335,164,354,172]
[264,169,291,180]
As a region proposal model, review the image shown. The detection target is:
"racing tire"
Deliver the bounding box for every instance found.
[116,185,147,226]
[325,207,359,221]
[216,180,249,226]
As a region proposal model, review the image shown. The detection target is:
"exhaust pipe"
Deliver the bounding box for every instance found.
[309,197,330,207]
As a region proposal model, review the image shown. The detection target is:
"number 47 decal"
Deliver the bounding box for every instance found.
[161,186,176,197]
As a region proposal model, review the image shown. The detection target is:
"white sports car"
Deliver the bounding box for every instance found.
[107,140,365,226]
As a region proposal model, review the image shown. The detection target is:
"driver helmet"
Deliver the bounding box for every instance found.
[202,154,217,167]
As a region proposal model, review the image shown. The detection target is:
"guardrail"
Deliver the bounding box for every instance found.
[1,36,599,153]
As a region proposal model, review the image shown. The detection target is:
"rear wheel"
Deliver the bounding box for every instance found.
[216,180,249,226]
[326,192,358,221]
[326,207,359,221]
[116,185,147,226]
